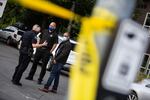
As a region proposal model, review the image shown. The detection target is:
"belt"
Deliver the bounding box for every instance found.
[40,47,48,50]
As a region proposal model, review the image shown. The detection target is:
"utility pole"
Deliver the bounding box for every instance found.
[67,1,75,33]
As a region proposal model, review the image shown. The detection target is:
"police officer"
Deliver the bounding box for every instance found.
[12,24,47,86]
[25,22,58,84]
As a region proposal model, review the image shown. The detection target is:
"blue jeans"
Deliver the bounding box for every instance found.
[44,63,63,90]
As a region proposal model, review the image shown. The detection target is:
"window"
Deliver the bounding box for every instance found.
[140,68,145,73]
[149,64,150,69]
[2,29,15,32]
[145,14,150,26]
[143,13,150,33]
[141,54,149,67]
[137,4,147,9]
[17,31,24,35]
[146,70,150,75]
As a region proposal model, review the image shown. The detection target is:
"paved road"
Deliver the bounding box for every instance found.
[0,41,69,100]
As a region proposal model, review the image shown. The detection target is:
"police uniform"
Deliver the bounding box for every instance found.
[26,30,58,84]
[12,30,37,86]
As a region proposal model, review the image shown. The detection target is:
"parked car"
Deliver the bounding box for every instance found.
[0,26,25,47]
[32,34,78,75]
[127,79,150,100]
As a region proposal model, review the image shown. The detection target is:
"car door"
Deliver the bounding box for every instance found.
[66,42,77,65]
[0,29,12,39]
[0,29,5,38]
[8,26,18,40]
[16,30,24,41]
[4,26,12,39]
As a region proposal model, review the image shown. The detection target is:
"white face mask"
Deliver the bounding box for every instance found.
[62,36,68,41]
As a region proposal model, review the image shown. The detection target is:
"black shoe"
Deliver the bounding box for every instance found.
[12,81,22,86]
[39,88,49,93]
[25,77,33,81]
[11,79,14,82]
[50,89,57,93]
[37,80,42,85]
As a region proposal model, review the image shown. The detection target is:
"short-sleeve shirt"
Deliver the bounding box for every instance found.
[20,30,37,53]
[21,31,36,48]
[39,30,58,50]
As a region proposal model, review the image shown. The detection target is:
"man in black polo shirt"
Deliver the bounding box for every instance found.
[25,22,58,84]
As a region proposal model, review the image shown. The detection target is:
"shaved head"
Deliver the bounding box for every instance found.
[49,22,56,27]
[32,24,41,33]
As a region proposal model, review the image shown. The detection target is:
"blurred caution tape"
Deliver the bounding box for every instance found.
[68,8,117,100]
[16,0,81,21]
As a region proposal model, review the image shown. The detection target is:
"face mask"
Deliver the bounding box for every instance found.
[62,36,68,41]
[48,27,55,32]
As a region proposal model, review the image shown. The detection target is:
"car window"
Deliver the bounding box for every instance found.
[2,29,15,32]
[17,31,24,35]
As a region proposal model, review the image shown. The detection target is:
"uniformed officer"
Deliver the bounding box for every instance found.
[12,24,48,86]
[25,22,58,84]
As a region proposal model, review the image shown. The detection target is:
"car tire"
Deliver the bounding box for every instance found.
[6,37,12,45]
[127,91,138,100]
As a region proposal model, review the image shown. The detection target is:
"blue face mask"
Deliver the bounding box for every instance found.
[48,27,55,31]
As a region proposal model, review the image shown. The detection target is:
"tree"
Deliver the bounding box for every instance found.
[0,0,25,28]
[0,0,96,39]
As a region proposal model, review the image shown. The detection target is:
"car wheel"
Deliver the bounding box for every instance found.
[6,37,12,45]
[127,91,138,100]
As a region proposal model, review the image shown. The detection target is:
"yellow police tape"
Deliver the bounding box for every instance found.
[15,0,117,99]
[16,0,81,21]
[68,8,117,100]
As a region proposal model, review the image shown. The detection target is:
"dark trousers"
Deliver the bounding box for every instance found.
[27,49,51,81]
[12,52,31,83]
[44,63,63,90]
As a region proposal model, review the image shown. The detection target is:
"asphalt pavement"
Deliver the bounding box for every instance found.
[0,41,69,100]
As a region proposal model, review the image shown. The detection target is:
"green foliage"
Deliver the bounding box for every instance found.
[0,0,26,28]
[0,0,96,39]
[135,72,149,82]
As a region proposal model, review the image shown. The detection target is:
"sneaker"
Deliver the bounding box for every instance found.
[39,88,49,93]
[25,77,33,81]
[50,89,57,93]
